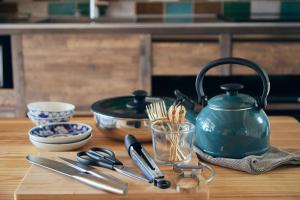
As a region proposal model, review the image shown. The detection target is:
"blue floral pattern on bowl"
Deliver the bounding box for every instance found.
[27,112,71,126]
[29,110,74,118]
[29,122,92,144]
[27,102,75,119]
[31,123,90,137]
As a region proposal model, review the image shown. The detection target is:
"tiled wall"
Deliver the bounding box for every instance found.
[5,0,300,21]
[136,1,300,22]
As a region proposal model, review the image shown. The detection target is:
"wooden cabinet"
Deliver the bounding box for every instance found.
[22,33,141,113]
[0,89,15,117]
[232,41,300,75]
[153,42,220,75]
[152,40,300,76]
[2,32,300,117]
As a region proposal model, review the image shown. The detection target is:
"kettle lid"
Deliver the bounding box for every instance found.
[208,83,257,110]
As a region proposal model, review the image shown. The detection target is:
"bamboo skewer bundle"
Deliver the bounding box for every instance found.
[146,100,187,162]
[168,104,186,161]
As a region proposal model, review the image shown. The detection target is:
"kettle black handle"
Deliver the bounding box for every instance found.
[195,57,270,109]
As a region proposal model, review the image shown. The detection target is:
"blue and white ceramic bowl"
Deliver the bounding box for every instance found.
[30,133,92,151]
[27,102,75,119]
[27,112,72,126]
[29,122,92,144]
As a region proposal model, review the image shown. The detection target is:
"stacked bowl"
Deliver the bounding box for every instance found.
[28,122,92,151]
[27,102,92,151]
[27,102,75,125]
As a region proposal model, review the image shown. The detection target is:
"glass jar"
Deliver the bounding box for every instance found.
[151,122,195,165]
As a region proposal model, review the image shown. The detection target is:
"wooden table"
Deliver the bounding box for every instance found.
[0,116,300,200]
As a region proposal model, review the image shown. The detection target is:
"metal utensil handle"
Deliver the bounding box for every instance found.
[73,173,127,195]
[88,170,128,188]
[130,147,155,182]
[113,165,149,183]
[195,57,270,109]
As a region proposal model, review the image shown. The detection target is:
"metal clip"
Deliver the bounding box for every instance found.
[173,161,215,192]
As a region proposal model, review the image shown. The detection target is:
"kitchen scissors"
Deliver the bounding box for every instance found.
[77,147,149,182]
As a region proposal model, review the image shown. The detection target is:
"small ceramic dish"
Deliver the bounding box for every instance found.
[30,133,92,151]
[29,122,92,144]
[27,112,72,126]
[27,102,75,118]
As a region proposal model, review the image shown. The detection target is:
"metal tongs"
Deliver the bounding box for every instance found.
[124,134,171,189]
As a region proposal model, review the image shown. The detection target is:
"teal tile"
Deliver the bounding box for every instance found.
[223,2,250,21]
[281,1,300,20]
[165,2,193,23]
[78,3,89,16]
[77,3,107,17]
[97,5,108,16]
[48,3,76,16]
[165,2,193,15]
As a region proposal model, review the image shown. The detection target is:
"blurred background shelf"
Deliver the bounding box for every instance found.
[1,0,300,24]
[0,0,299,120]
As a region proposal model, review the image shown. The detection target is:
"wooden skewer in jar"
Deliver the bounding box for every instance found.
[146,100,187,162]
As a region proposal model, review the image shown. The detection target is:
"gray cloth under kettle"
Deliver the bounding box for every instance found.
[194,146,300,174]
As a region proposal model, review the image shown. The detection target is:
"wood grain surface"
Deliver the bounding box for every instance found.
[138,34,152,94]
[14,152,209,200]
[0,117,299,200]
[0,89,15,108]
[232,42,300,75]
[3,33,300,118]
[22,33,140,112]
[152,42,220,75]
[11,34,26,117]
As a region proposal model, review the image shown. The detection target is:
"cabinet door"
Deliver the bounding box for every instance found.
[22,33,140,114]
[0,89,15,117]
[232,41,300,75]
[153,42,221,75]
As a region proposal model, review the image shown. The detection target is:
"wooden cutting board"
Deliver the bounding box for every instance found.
[14,152,209,200]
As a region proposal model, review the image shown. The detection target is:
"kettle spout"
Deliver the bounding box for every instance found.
[174,90,201,124]
[174,90,201,112]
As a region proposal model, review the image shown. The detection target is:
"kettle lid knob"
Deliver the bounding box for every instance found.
[220,83,244,96]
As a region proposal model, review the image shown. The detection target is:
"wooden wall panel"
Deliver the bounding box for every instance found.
[232,42,300,75]
[22,34,140,113]
[152,42,220,75]
[0,89,15,107]
[0,89,16,117]
[0,89,16,108]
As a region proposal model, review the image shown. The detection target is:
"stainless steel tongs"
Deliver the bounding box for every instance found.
[124,134,171,189]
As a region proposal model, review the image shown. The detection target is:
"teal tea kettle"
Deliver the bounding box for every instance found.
[176,57,270,159]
